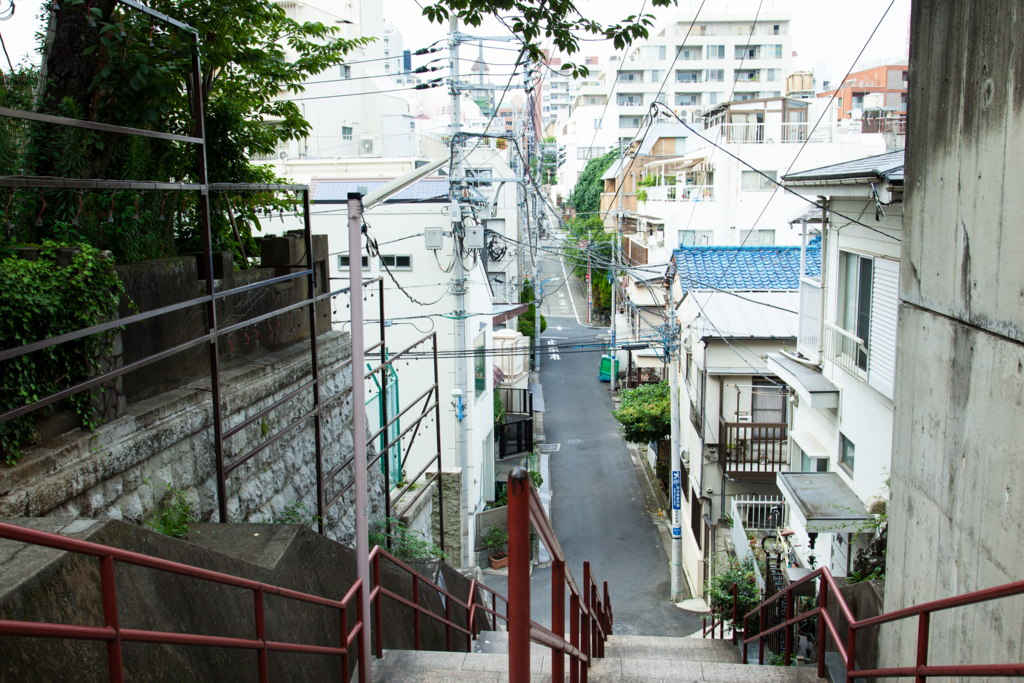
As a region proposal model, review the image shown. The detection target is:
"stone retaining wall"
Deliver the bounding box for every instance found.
[0,331,385,546]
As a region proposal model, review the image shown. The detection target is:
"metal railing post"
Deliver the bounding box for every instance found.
[254,588,269,683]
[356,579,369,683]
[373,554,384,658]
[99,555,124,683]
[731,583,738,645]
[742,610,749,664]
[846,620,858,683]
[552,559,566,683]
[783,586,794,665]
[302,189,325,535]
[413,576,421,649]
[507,468,532,683]
[570,591,580,683]
[817,580,828,679]
[582,562,592,673]
[759,602,767,665]
[915,612,930,683]
[340,602,350,683]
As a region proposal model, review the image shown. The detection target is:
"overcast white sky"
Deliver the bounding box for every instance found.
[0,0,910,88]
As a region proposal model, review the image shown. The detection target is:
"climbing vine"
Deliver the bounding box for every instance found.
[0,242,127,464]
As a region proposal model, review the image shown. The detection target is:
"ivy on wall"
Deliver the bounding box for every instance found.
[1,242,127,464]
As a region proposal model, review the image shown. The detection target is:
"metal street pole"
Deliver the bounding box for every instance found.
[346,192,374,668]
[668,285,683,603]
[449,17,471,567]
[610,227,618,392]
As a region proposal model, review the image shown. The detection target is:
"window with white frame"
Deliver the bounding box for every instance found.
[706,69,725,82]
[619,115,641,128]
[649,69,663,82]
[708,92,725,105]
[675,93,700,106]
[838,251,874,370]
[741,229,775,245]
[593,118,603,130]
[765,68,781,81]
[800,446,829,472]
[641,45,667,60]
[340,64,351,79]
[741,170,777,190]
[676,70,701,83]
[380,255,412,270]
[339,254,369,270]
[706,45,725,59]
[577,146,603,159]
[839,433,855,475]
[676,45,701,60]
[765,44,783,59]
[618,93,644,106]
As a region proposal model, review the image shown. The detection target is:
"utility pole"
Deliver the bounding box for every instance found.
[346,192,373,668]
[449,16,471,568]
[668,285,683,603]
[610,228,617,392]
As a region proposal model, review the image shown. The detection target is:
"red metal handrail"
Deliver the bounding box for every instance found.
[369,545,508,656]
[507,467,613,683]
[702,582,737,642]
[0,521,368,683]
[736,564,1024,680]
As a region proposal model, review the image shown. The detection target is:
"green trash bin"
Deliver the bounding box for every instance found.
[599,355,619,382]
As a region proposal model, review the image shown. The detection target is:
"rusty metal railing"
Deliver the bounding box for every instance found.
[735,565,1024,680]
[702,582,737,642]
[507,467,613,683]
[369,545,508,655]
[0,520,368,683]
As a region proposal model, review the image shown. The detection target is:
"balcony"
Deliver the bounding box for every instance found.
[685,123,841,150]
[718,417,788,476]
[797,277,822,362]
[823,321,868,381]
[645,184,714,202]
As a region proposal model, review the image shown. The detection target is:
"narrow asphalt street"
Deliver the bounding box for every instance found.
[483,229,704,638]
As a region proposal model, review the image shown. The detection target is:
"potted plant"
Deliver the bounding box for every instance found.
[484,525,509,569]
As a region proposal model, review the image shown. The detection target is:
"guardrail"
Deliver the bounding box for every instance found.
[824,321,868,380]
[725,565,1024,680]
[0,521,368,683]
[369,545,507,655]
[507,467,612,683]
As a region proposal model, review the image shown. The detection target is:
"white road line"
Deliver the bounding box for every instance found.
[558,248,582,325]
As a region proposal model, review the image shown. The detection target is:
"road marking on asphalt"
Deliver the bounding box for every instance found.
[558,249,582,324]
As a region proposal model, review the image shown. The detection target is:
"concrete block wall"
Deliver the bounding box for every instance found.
[0,331,386,547]
[432,469,463,567]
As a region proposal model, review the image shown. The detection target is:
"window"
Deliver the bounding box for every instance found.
[474,333,486,399]
[380,255,412,270]
[741,170,777,190]
[741,229,775,245]
[619,115,641,128]
[839,434,855,475]
[735,45,759,60]
[680,230,697,246]
[617,93,644,106]
[340,64,351,79]
[593,118,602,130]
[838,251,874,370]
[675,93,700,106]
[617,71,642,82]
[676,45,701,60]
[342,126,353,140]
[773,24,781,35]
[735,92,758,101]
[765,68,781,81]
[642,45,667,60]
[706,68,725,82]
[765,44,783,59]
[676,70,700,83]
[708,92,725,105]
[851,92,865,109]
[578,146,603,159]
[384,62,390,73]
[338,254,368,270]
[800,447,829,472]
[706,45,725,60]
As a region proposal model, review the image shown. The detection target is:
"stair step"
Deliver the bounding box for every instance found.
[374,649,823,682]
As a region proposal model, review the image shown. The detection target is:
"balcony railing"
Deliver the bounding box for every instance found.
[718,418,788,475]
[685,123,842,151]
[823,321,868,380]
[797,277,822,362]
[644,184,714,202]
[732,494,786,531]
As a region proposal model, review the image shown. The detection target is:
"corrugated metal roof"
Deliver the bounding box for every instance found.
[688,290,799,339]
[784,150,905,183]
[672,240,820,290]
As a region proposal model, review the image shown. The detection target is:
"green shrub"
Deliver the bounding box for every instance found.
[611,381,671,444]
[145,482,198,538]
[704,556,762,634]
[369,517,445,560]
[483,525,508,555]
[1,242,127,464]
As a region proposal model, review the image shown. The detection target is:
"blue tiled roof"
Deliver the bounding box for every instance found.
[672,238,821,290]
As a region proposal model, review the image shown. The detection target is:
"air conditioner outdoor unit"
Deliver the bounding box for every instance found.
[359,138,376,156]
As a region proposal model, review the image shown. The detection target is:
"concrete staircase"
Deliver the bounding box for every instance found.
[373,630,822,683]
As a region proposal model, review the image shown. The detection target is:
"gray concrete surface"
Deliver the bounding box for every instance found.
[486,243,702,638]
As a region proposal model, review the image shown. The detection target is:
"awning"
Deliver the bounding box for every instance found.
[644,155,708,173]
[777,472,874,534]
[791,430,829,459]
[766,352,839,409]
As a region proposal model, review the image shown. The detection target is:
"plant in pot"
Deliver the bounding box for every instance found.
[484,525,509,569]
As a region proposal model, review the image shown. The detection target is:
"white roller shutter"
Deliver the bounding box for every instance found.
[868,258,900,400]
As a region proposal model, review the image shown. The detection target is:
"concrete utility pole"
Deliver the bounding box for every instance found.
[610,227,618,392]
[346,192,374,667]
[668,285,684,603]
[449,16,471,567]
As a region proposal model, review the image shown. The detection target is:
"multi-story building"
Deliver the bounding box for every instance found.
[764,150,905,577]
[382,21,405,79]
[817,59,908,122]
[536,53,599,130]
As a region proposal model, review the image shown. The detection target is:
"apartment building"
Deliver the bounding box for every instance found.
[382,21,405,79]
[817,59,908,122]
[536,54,600,129]
[765,151,905,577]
